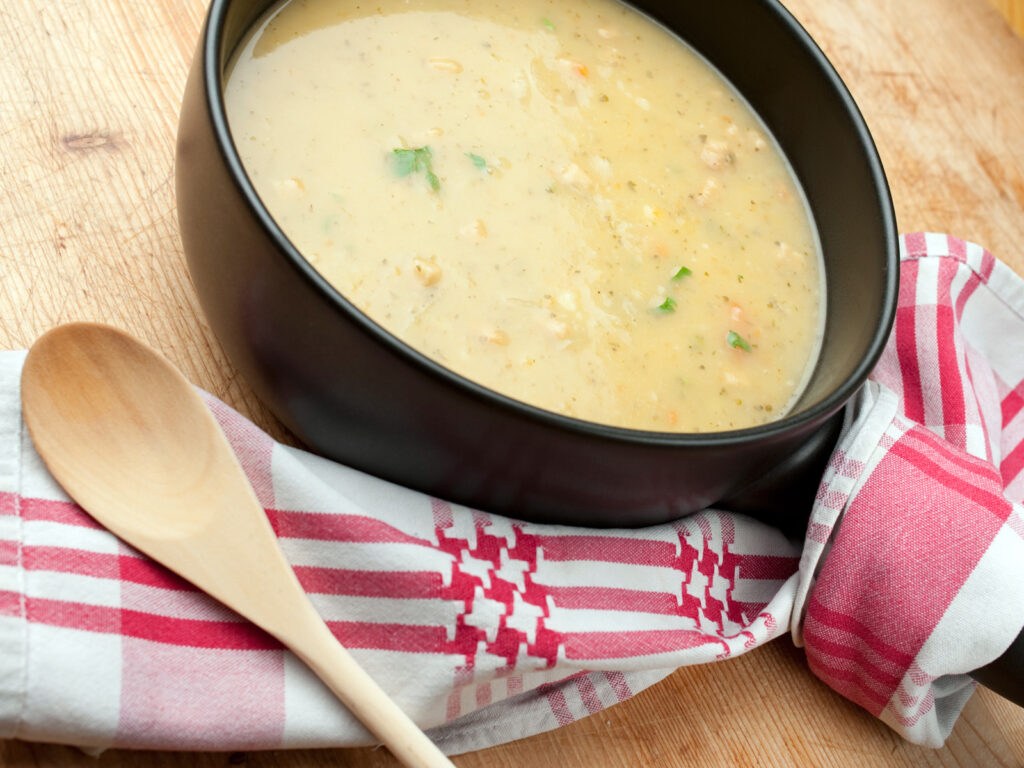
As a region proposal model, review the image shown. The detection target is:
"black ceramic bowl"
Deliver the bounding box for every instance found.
[176,0,898,533]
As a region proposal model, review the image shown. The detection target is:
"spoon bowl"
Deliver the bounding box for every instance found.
[22,324,224,539]
[20,322,453,768]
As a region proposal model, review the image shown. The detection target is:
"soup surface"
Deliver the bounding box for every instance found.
[225,0,824,432]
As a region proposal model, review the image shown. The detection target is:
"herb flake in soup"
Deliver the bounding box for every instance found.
[225,0,825,433]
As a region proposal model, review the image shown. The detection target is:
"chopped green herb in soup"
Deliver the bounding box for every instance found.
[225,0,825,432]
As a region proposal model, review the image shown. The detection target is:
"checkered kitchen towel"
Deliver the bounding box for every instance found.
[0,233,1022,754]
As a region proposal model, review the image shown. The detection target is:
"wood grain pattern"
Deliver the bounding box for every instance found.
[1,0,1024,765]
[990,0,1024,36]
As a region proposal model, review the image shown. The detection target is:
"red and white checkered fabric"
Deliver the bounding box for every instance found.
[0,233,1021,753]
[793,233,1024,742]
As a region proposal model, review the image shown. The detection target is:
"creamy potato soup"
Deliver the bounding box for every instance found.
[225,0,824,432]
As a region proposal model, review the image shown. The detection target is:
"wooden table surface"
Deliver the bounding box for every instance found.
[3,0,1024,765]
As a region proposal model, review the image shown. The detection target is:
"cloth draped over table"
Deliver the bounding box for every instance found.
[0,233,1022,753]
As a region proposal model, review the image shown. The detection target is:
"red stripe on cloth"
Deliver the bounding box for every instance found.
[118,555,195,591]
[0,540,18,567]
[445,668,473,723]
[891,432,1011,521]
[715,511,736,544]
[542,684,574,726]
[935,303,966,431]
[887,690,937,730]
[1002,440,1024,489]
[977,243,997,280]
[951,238,986,314]
[899,422,1003,485]
[802,619,904,687]
[603,670,633,702]
[805,597,913,669]
[20,497,103,529]
[545,586,684,615]
[737,554,799,580]
[265,509,426,546]
[900,666,932,700]
[953,240,996,318]
[22,546,120,579]
[475,682,492,708]
[1003,383,1024,428]
[431,498,454,529]
[934,248,957,307]
[444,689,464,724]
[544,585,786,621]
[0,491,18,517]
[535,535,677,565]
[944,234,967,262]
[807,522,832,545]
[902,232,928,257]
[20,546,198,593]
[0,590,22,617]
[120,609,279,650]
[327,620,450,652]
[25,596,121,634]
[23,595,279,650]
[574,674,604,715]
[507,675,524,696]
[295,566,442,599]
[564,629,725,660]
[954,270,983,322]
[896,260,924,423]
[805,654,893,710]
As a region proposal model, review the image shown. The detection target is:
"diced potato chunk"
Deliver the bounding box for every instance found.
[413,258,442,286]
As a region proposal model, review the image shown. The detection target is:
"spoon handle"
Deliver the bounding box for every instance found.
[280,600,455,768]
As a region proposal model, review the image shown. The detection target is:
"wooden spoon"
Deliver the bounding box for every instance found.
[20,322,455,768]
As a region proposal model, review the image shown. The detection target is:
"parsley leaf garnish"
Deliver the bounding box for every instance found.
[466,152,488,171]
[672,266,693,280]
[541,17,556,31]
[392,147,440,191]
[393,148,421,177]
[656,297,677,313]
[727,330,752,352]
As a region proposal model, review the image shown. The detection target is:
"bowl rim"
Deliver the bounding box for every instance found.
[198,0,899,449]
